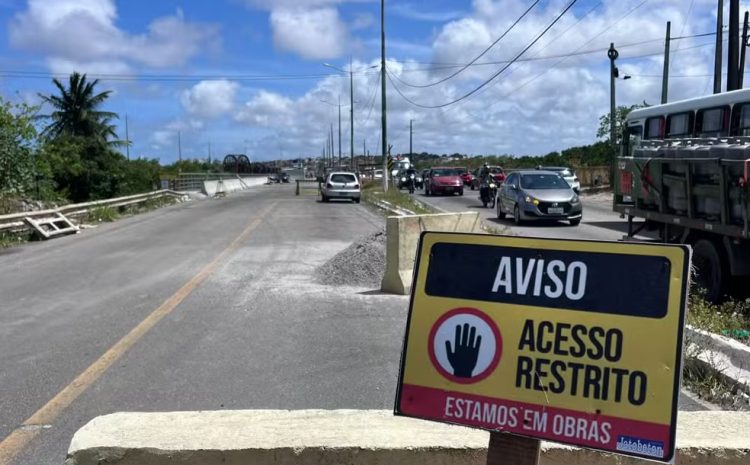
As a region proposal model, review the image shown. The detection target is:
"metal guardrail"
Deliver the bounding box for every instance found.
[0,190,186,233]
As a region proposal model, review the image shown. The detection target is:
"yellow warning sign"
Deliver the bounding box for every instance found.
[395,232,689,462]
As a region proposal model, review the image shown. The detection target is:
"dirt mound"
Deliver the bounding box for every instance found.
[316,228,386,288]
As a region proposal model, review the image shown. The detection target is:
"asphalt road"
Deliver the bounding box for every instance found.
[0,184,408,465]
[0,182,715,465]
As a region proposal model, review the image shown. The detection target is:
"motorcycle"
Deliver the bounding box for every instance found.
[407,173,415,194]
[479,180,497,208]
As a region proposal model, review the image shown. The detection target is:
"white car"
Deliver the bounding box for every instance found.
[322,172,361,203]
[374,169,384,179]
[538,166,580,193]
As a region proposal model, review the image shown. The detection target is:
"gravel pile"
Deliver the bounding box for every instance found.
[316,228,386,287]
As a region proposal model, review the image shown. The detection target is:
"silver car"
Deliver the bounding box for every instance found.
[496,170,582,226]
[322,172,361,203]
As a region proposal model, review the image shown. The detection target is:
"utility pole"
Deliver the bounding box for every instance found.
[208,142,212,164]
[409,119,413,156]
[729,0,741,91]
[177,130,182,162]
[331,124,335,168]
[349,57,355,170]
[608,43,619,150]
[380,0,388,191]
[661,21,671,104]
[337,95,342,169]
[125,114,130,160]
[608,43,619,192]
[715,0,725,93]
[741,11,749,88]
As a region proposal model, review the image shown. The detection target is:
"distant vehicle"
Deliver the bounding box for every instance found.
[267,173,280,183]
[538,166,580,193]
[497,170,582,226]
[458,167,474,186]
[280,172,290,183]
[425,167,463,196]
[471,166,505,189]
[321,172,361,203]
[396,168,422,192]
[374,169,384,179]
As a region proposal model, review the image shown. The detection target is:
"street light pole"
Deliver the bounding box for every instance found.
[338,95,342,169]
[409,119,413,156]
[380,0,388,191]
[350,57,355,170]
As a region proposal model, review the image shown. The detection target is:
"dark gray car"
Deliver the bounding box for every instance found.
[496,170,582,226]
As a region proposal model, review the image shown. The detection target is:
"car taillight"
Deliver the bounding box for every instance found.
[354,184,360,189]
[327,182,334,188]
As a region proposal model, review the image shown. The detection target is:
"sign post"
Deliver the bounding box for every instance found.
[395,232,690,464]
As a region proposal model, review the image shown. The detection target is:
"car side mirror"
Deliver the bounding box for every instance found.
[510,184,517,190]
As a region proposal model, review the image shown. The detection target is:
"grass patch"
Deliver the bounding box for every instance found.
[687,290,750,341]
[88,206,119,223]
[683,289,750,409]
[125,196,178,214]
[362,184,436,215]
[0,231,31,248]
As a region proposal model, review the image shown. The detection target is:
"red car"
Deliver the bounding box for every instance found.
[471,166,505,189]
[458,167,474,185]
[425,167,464,196]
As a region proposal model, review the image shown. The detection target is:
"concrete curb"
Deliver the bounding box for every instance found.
[686,325,750,391]
[380,212,482,294]
[65,410,750,465]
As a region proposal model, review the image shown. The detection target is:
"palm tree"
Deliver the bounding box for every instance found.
[38,72,120,143]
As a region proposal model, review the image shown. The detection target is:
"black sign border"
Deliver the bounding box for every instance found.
[394,231,690,464]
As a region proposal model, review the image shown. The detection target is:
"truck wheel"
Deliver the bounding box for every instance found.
[693,239,727,303]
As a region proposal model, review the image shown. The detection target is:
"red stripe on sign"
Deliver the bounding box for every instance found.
[398,384,671,458]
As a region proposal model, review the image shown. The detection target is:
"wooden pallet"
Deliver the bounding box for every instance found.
[24,213,79,239]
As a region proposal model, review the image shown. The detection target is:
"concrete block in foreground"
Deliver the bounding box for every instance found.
[381,212,482,295]
[66,410,750,465]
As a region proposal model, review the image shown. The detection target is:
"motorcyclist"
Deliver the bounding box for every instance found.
[405,166,417,193]
[478,163,493,188]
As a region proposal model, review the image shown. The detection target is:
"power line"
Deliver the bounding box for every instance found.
[670,0,696,71]
[393,0,541,88]
[0,70,378,83]
[472,0,651,116]
[388,0,579,109]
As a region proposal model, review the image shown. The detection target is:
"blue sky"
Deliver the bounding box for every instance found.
[0,0,741,162]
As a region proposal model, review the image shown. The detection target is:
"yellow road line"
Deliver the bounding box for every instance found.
[0,202,276,465]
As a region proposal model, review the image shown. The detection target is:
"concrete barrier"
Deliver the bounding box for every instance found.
[65,410,750,465]
[381,212,482,295]
[202,176,267,196]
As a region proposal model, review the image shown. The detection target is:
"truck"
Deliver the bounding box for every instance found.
[614,88,750,302]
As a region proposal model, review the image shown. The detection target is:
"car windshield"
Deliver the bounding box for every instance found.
[520,174,569,189]
[545,167,572,177]
[432,169,459,176]
[331,174,356,183]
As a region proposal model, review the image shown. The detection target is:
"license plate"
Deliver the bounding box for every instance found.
[548,207,564,215]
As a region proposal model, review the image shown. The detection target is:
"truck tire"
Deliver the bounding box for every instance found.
[692,238,727,303]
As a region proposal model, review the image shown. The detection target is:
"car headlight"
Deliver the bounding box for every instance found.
[571,194,579,203]
[525,195,540,206]
[416,176,422,182]
[489,183,496,188]
[401,177,406,182]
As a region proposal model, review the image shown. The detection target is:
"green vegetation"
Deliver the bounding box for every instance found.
[687,290,749,341]
[0,231,31,248]
[88,206,119,223]
[362,184,436,215]
[683,289,750,409]
[0,73,161,208]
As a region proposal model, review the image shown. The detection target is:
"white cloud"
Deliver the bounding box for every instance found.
[181,80,239,119]
[9,0,219,73]
[270,7,348,59]
[391,3,465,22]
